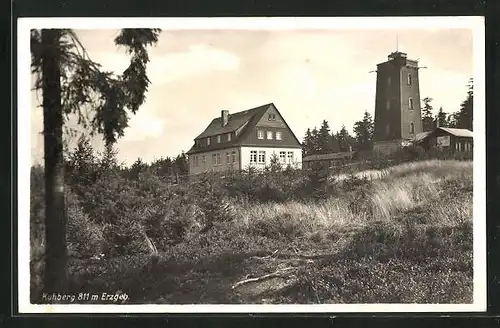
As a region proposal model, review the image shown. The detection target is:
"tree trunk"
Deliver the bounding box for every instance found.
[42,29,68,294]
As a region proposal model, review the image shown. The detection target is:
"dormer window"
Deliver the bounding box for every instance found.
[257,130,264,139]
[227,133,231,141]
[217,135,221,143]
[207,137,210,145]
[276,131,282,140]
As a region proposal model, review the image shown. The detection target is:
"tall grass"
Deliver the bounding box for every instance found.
[30,159,474,304]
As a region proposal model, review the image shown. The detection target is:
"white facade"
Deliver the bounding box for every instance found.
[189,146,302,175]
[239,146,302,170]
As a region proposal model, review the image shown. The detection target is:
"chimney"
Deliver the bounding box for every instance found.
[221,110,229,127]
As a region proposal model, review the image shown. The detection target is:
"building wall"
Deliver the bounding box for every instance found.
[373,61,402,142]
[373,139,404,155]
[189,147,240,175]
[399,65,423,139]
[424,131,473,152]
[373,54,422,143]
[240,146,302,170]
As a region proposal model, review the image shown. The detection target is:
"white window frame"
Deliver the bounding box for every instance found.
[207,137,211,146]
[216,153,221,165]
[267,131,273,140]
[287,151,294,163]
[232,151,236,163]
[279,151,286,163]
[276,131,282,140]
[227,133,231,141]
[217,135,221,143]
[257,130,264,140]
[226,152,230,164]
[250,150,257,163]
[258,151,266,164]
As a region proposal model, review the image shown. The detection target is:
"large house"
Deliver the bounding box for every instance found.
[186,103,303,175]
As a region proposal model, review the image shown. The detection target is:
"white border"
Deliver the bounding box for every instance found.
[17,16,486,314]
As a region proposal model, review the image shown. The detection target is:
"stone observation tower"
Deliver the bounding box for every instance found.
[372,51,425,154]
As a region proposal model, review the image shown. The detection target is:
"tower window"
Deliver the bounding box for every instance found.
[408,97,414,110]
[410,122,415,134]
[407,74,412,85]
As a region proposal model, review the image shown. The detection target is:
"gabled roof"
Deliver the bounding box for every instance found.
[195,104,270,140]
[187,103,302,155]
[437,127,473,138]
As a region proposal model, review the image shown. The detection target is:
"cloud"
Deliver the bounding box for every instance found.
[121,111,165,142]
[147,43,240,84]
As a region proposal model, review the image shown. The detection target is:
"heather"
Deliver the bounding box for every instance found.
[30,143,474,304]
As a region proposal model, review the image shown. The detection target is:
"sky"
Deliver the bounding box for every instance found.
[30,26,474,166]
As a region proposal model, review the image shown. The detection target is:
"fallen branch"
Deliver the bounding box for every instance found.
[232,267,296,289]
[249,249,280,261]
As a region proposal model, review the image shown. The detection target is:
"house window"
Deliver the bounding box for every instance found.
[250,150,257,163]
[217,135,221,143]
[207,137,211,145]
[268,114,276,121]
[226,152,230,164]
[202,156,206,168]
[267,131,273,140]
[227,133,231,141]
[287,151,294,163]
[257,130,264,139]
[232,151,236,163]
[410,122,415,134]
[212,154,216,165]
[258,151,266,163]
[276,131,282,140]
[407,74,412,85]
[279,151,286,163]
[408,97,414,110]
[386,99,391,110]
[216,153,221,165]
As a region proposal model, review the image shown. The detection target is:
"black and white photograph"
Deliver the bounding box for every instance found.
[18,17,486,313]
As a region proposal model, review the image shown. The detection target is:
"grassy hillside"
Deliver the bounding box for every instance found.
[30,159,473,304]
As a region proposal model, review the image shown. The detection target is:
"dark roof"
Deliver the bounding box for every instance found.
[186,103,302,155]
[195,104,270,140]
[303,151,355,162]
